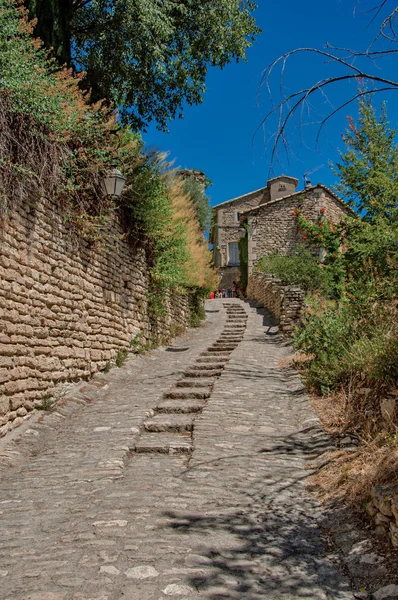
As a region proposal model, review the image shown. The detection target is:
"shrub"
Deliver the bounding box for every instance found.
[255,248,334,295]
[294,293,398,394]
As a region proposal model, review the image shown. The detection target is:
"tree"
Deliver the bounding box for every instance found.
[180,171,212,231]
[334,97,398,223]
[24,0,260,131]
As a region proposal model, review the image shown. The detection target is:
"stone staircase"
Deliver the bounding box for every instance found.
[133,302,248,455]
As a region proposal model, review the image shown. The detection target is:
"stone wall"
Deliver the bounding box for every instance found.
[367,485,398,548]
[246,187,350,272]
[0,193,192,436]
[247,272,305,335]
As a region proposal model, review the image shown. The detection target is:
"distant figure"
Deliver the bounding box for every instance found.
[221,288,227,298]
[232,280,239,298]
[210,291,215,299]
[227,289,232,298]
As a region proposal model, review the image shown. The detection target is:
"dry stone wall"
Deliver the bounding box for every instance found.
[0,193,192,436]
[367,485,398,548]
[247,272,305,335]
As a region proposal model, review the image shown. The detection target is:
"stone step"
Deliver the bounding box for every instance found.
[164,390,211,399]
[221,331,244,335]
[189,363,226,370]
[210,345,238,351]
[221,331,244,334]
[134,433,193,454]
[183,369,222,377]
[199,352,231,359]
[196,357,230,363]
[156,399,206,414]
[144,414,194,433]
[204,348,234,354]
[176,378,213,387]
[218,336,243,341]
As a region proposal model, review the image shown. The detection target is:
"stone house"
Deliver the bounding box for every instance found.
[210,175,351,288]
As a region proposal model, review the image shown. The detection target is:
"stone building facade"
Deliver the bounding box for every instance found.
[210,175,351,289]
[242,182,351,273]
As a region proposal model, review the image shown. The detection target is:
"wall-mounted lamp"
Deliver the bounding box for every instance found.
[101,167,126,198]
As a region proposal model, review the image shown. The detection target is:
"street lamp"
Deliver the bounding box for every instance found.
[101,167,126,197]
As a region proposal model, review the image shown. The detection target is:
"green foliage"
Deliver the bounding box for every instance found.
[255,247,334,296]
[334,96,398,224]
[25,0,72,65]
[40,393,54,411]
[292,100,398,396]
[189,289,206,328]
[115,348,128,368]
[26,0,261,131]
[181,176,211,231]
[238,226,248,291]
[0,0,215,313]
[294,296,398,394]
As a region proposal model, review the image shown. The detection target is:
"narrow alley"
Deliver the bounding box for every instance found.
[0,300,353,600]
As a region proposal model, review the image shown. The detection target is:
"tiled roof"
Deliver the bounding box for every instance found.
[211,186,267,210]
[266,174,299,185]
[239,184,354,216]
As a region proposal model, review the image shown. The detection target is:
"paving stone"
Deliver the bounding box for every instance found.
[125,565,159,579]
[0,299,369,600]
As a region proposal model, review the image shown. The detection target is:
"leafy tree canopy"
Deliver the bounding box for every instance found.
[334,97,398,224]
[25,0,260,131]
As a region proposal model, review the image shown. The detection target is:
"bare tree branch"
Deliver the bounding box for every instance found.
[257,2,398,163]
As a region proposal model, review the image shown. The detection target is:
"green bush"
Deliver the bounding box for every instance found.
[238,227,249,292]
[294,294,398,393]
[255,248,334,295]
[189,289,206,327]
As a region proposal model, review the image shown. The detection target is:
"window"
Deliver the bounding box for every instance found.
[228,242,239,265]
[236,212,241,222]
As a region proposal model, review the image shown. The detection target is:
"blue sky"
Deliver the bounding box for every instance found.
[144,0,398,207]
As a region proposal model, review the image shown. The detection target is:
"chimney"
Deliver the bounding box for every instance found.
[305,179,312,189]
[267,175,298,202]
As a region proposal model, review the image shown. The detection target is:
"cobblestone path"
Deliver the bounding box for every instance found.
[0,300,354,600]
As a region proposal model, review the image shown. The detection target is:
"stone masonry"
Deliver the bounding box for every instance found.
[0,299,357,600]
[0,192,192,437]
[242,185,351,274]
[367,485,398,548]
[247,272,305,335]
[0,299,396,598]
[210,176,351,291]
